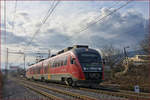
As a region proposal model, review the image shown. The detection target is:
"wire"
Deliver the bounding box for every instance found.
[42,0,57,24]
[11,0,17,35]
[71,1,131,45]
[14,1,60,66]
[85,2,121,49]
[55,1,122,48]
[23,1,60,52]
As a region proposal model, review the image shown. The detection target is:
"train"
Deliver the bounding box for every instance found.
[26,45,104,86]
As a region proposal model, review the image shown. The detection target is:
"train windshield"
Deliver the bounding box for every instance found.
[78,52,102,68]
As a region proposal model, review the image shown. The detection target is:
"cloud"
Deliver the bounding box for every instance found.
[72,8,148,48]
[2,7,148,52]
[36,29,72,49]
[1,1,149,69]
[1,29,39,48]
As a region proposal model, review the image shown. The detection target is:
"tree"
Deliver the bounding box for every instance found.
[101,44,122,69]
[101,44,122,78]
[140,34,149,54]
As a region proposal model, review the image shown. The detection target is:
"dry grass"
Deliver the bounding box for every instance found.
[103,64,150,92]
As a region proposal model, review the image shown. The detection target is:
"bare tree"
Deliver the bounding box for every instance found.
[140,34,149,54]
[101,44,122,78]
[101,44,122,69]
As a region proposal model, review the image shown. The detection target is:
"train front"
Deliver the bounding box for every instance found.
[75,48,103,85]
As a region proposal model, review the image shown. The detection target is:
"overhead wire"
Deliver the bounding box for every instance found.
[57,1,122,48]
[71,1,132,45]
[11,0,17,36]
[42,0,57,24]
[14,1,60,65]
[23,1,60,52]
[10,0,24,65]
[4,0,18,69]
[86,1,121,49]
[24,1,60,66]
[14,1,132,67]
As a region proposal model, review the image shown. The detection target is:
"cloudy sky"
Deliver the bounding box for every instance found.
[1,1,149,69]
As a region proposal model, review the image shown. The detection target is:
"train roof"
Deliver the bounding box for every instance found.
[27,45,100,69]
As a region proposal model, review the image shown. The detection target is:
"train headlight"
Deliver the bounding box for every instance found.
[83,67,88,71]
[98,68,102,71]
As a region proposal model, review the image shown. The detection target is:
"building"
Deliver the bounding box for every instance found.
[128,55,150,65]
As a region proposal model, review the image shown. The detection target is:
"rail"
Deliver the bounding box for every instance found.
[13,78,97,100]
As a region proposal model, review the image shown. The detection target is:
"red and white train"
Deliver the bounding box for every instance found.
[26,45,104,86]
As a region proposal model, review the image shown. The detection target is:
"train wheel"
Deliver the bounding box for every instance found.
[67,78,73,86]
[32,77,34,80]
[72,82,77,87]
[41,77,45,82]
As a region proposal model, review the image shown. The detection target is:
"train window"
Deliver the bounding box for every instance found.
[51,60,53,67]
[61,60,63,66]
[37,67,39,74]
[58,60,61,67]
[32,68,34,74]
[57,60,59,67]
[64,56,67,65]
[48,66,49,73]
[40,66,42,73]
[30,68,32,74]
[78,53,100,63]
[34,67,37,74]
[33,68,35,74]
[50,61,52,67]
[70,56,73,64]
[55,62,57,67]
[36,68,38,74]
[38,67,39,74]
[35,68,36,74]
[56,61,58,67]
[54,61,56,67]
[52,62,54,67]
[44,66,47,74]
[70,56,76,64]
[30,69,31,74]
[35,67,36,74]
[55,60,57,67]
[49,62,51,67]
[52,61,55,67]
[57,61,59,67]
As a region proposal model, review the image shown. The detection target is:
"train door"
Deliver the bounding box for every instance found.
[69,55,79,77]
[40,62,44,80]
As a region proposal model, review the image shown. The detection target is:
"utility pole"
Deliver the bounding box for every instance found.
[124,46,129,63]
[5,48,8,76]
[23,53,25,70]
[124,48,128,57]
[123,46,129,72]
[48,49,51,58]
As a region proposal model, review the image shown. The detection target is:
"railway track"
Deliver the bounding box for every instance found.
[18,82,62,100]
[26,79,149,100]
[12,78,98,100]
[23,78,150,100]
[13,77,150,100]
[52,83,150,100]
